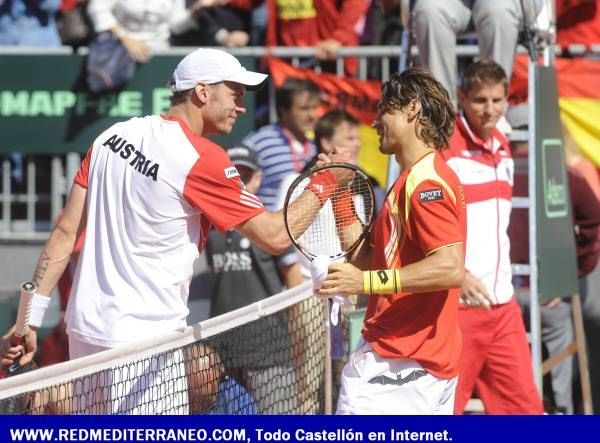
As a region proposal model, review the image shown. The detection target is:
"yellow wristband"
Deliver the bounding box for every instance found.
[362,270,401,295]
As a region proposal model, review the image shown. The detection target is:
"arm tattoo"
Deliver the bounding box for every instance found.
[33,250,51,287]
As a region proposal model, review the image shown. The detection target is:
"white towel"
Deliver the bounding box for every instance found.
[310,255,353,325]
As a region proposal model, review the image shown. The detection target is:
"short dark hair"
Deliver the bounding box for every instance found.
[460,58,508,95]
[380,67,456,150]
[167,79,193,106]
[169,89,193,106]
[314,109,359,153]
[275,78,320,116]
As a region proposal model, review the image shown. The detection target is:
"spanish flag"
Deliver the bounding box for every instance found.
[510,55,600,167]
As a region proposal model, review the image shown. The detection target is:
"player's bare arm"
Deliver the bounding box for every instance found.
[238,164,351,255]
[347,235,374,270]
[0,183,87,367]
[313,151,370,257]
[32,184,87,295]
[318,243,464,296]
[236,191,322,255]
[336,218,365,256]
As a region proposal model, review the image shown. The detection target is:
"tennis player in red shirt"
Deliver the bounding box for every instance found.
[318,68,467,414]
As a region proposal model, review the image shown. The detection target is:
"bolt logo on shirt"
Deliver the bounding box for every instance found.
[419,188,443,203]
[102,134,160,181]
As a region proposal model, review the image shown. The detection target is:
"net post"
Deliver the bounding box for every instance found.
[324,300,333,414]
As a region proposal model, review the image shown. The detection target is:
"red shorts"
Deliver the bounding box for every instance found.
[454,297,544,414]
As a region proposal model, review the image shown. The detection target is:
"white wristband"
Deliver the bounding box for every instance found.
[29,293,51,328]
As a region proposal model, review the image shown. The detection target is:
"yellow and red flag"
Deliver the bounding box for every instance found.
[510,55,600,168]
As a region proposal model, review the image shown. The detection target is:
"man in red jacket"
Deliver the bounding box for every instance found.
[230,0,368,74]
[441,59,544,414]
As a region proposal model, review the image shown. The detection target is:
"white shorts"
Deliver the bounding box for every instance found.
[69,337,188,415]
[336,338,457,415]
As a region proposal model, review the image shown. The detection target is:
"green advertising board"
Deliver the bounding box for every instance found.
[0,53,256,153]
[533,65,578,301]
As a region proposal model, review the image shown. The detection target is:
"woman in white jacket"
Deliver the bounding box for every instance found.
[87,0,229,62]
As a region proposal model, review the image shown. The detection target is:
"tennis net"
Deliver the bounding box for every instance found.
[0,282,330,415]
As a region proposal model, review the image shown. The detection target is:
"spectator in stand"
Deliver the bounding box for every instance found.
[304,109,364,170]
[229,0,369,74]
[242,78,320,211]
[87,0,229,63]
[0,0,62,46]
[556,0,600,55]
[309,109,386,211]
[56,0,92,48]
[367,1,403,47]
[170,0,251,48]
[441,60,544,414]
[412,0,542,105]
[506,103,600,414]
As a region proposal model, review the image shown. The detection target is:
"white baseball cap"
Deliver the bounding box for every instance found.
[170,48,268,92]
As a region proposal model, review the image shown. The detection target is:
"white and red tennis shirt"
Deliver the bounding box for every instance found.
[66,114,264,347]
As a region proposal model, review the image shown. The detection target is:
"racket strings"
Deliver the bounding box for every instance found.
[287,170,374,259]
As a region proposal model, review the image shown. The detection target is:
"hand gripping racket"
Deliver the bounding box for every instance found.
[3,282,38,414]
[284,162,375,260]
[283,163,375,320]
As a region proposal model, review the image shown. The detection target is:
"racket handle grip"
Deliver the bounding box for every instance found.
[7,355,23,374]
[14,281,37,338]
[8,337,24,373]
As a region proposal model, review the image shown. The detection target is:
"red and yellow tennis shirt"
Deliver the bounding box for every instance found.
[362,151,466,379]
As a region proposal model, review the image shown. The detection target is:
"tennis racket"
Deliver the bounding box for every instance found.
[284,162,375,324]
[284,162,375,262]
[2,281,38,414]
[285,161,375,314]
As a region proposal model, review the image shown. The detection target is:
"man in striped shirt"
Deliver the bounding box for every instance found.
[243,78,320,210]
